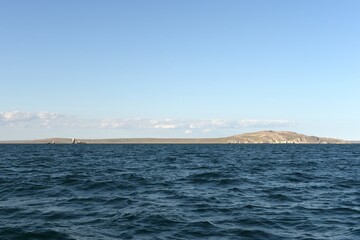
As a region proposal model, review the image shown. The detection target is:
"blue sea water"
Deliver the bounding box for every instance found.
[0,144,359,240]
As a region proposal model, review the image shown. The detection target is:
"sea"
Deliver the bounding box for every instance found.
[0,144,359,240]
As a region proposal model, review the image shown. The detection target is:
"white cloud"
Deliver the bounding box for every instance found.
[0,111,73,128]
[1,111,35,122]
[236,119,292,128]
[185,129,192,134]
[1,111,293,131]
[154,124,177,129]
[202,129,212,133]
[100,118,292,130]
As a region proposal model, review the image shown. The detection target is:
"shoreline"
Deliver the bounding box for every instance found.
[0,131,355,144]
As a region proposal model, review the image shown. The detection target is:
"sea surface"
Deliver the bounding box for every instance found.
[0,144,359,240]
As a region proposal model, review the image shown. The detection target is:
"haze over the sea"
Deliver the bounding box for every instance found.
[0,0,359,140]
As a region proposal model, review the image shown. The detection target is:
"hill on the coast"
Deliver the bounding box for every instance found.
[224,131,347,144]
[1,131,349,144]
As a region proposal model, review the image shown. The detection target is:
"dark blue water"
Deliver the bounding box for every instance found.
[0,144,359,239]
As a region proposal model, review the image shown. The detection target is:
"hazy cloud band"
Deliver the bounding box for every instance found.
[1,111,293,132]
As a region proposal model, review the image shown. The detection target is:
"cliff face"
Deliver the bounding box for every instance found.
[225,131,347,144]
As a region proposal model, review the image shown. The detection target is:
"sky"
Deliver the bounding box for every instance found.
[0,0,359,140]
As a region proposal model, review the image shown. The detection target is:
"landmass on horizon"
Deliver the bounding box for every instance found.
[0,131,352,144]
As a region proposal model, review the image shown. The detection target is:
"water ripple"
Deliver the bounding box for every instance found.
[0,144,359,239]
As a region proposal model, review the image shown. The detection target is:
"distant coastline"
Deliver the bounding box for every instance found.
[0,131,355,144]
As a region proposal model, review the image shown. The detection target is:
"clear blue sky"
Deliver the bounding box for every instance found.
[0,0,359,140]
